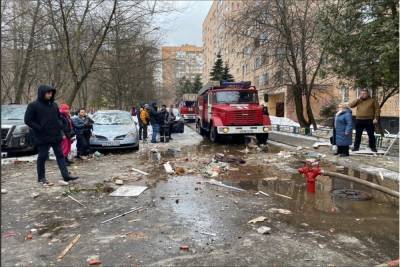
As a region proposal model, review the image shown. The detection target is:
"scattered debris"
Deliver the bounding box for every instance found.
[255,191,270,197]
[206,179,246,192]
[204,161,230,177]
[150,149,161,162]
[313,142,331,149]
[277,151,292,158]
[115,179,124,185]
[1,189,7,194]
[3,231,17,239]
[67,195,86,207]
[214,153,246,165]
[379,172,384,181]
[125,231,146,240]
[101,207,143,224]
[263,177,278,182]
[335,166,345,171]
[305,151,326,159]
[248,216,267,224]
[130,167,149,176]
[93,151,103,158]
[166,148,181,157]
[296,146,303,150]
[109,186,147,197]
[175,199,179,204]
[164,162,174,174]
[25,231,33,240]
[87,255,102,265]
[57,234,81,261]
[175,166,185,175]
[180,245,189,251]
[200,231,217,237]
[350,149,385,155]
[268,208,292,215]
[58,180,69,186]
[274,193,293,200]
[300,223,309,227]
[257,226,271,234]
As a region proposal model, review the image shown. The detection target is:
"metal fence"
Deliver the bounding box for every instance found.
[271,124,396,149]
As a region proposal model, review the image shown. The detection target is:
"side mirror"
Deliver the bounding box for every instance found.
[264,94,269,102]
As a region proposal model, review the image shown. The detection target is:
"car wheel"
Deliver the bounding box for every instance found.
[196,121,205,136]
[133,144,139,151]
[210,126,219,143]
[256,133,268,145]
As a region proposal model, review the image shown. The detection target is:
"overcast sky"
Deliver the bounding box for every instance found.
[156,1,213,47]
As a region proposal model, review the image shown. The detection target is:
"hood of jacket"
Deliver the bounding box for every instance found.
[37,85,56,102]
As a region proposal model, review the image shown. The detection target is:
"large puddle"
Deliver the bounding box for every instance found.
[156,138,399,257]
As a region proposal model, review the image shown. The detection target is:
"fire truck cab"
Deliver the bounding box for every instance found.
[178,94,197,121]
[196,81,271,144]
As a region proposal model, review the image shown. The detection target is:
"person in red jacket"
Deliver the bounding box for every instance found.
[60,104,75,165]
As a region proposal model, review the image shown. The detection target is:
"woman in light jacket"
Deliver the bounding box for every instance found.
[334,103,353,157]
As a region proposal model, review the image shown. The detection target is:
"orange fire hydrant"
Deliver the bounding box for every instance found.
[298,160,322,193]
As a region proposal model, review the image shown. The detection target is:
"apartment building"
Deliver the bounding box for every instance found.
[161,44,203,104]
[202,1,398,132]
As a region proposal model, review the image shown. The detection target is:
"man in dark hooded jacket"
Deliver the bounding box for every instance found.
[148,102,160,143]
[24,85,79,185]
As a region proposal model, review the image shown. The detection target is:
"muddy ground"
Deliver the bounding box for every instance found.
[1,126,399,266]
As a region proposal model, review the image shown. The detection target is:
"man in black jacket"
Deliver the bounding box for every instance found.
[24,85,79,185]
[148,102,160,143]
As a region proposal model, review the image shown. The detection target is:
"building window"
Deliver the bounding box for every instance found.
[276,47,285,60]
[259,32,268,45]
[243,46,252,55]
[259,73,269,86]
[275,70,284,84]
[341,85,349,103]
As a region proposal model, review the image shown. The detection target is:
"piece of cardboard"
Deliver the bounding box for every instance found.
[109,186,147,197]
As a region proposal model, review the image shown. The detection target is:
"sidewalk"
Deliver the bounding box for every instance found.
[268,131,399,183]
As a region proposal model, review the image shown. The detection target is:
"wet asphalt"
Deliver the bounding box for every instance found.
[1,125,398,266]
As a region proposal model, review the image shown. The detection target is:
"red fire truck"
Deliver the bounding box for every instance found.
[177,94,197,121]
[196,81,271,144]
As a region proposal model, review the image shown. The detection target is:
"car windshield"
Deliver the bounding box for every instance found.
[215,91,258,104]
[184,101,196,107]
[93,112,132,125]
[1,105,27,121]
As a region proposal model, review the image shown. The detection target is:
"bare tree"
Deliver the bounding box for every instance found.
[46,0,117,106]
[14,0,40,103]
[229,0,339,129]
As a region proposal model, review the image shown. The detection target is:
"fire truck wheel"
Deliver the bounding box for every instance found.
[196,121,205,136]
[210,127,219,143]
[256,133,268,145]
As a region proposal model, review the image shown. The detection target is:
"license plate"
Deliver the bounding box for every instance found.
[239,129,255,133]
[102,141,120,146]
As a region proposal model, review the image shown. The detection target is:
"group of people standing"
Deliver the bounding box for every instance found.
[333,89,380,156]
[133,103,176,143]
[24,85,94,186]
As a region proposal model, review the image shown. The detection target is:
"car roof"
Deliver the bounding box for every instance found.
[1,104,27,107]
[94,110,129,114]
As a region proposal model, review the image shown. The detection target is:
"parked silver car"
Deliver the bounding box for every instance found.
[90,110,139,150]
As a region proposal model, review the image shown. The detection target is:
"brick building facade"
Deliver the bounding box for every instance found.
[161,45,203,105]
[202,1,398,132]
